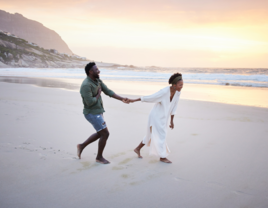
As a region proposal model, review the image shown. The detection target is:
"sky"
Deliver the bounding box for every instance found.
[1,0,268,67]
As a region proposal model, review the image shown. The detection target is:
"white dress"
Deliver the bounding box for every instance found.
[141,86,181,158]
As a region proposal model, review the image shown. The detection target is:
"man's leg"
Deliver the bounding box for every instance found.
[96,127,110,164]
[77,133,100,159]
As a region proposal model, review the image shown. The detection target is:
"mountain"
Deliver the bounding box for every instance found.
[0,32,87,68]
[0,10,72,55]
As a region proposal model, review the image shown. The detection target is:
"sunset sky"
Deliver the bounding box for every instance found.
[1,0,268,67]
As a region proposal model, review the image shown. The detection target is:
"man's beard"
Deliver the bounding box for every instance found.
[94,73,99,79]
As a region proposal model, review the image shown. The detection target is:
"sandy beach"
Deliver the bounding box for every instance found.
[1,80,268,208]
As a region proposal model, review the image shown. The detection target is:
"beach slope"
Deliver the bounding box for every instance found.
[0,82,268,208]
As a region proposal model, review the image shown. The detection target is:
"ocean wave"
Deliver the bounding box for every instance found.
[115,66,268,75]
[0,67,268,88]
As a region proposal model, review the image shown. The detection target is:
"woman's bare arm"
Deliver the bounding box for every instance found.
[128,98,141,103]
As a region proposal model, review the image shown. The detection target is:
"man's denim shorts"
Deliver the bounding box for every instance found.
[84,113,107,132]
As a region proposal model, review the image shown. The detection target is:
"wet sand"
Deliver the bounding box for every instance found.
[0,80,268,207]
[1,76,268,108]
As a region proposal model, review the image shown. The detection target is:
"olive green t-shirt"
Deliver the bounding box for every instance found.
[80,77,115,115]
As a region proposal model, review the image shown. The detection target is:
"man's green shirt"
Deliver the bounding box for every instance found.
[80,76,115,115]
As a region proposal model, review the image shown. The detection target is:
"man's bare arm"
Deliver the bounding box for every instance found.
[112,93,128,103]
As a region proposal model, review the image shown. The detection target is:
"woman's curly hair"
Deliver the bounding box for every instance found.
[168,73,182,84]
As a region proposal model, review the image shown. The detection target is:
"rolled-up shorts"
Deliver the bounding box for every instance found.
[84,113,107,132]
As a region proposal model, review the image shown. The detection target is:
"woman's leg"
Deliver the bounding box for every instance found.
[160,158,172,163]
[134,126,153,158]
[134,142,145,158]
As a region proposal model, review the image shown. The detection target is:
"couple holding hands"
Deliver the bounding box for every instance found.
[77,62,183,164]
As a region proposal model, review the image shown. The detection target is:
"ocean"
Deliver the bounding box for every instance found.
[0,67,268,88]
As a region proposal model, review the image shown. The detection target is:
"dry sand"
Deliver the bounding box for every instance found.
[0,81,268,208]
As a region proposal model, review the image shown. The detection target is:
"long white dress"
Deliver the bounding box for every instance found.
[141,86,181,158]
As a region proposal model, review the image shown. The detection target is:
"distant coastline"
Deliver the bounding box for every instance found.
[0,32,89,68]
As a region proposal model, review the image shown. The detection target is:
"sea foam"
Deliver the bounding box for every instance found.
[0,67,268,88]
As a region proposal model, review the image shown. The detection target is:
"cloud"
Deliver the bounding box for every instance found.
[0,0,87,8]
[72,46,268,67]
[2,0,268,21]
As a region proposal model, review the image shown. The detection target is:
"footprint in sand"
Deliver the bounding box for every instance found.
[15,142,76,160]
[121,174,129,179]
[112,166,125,170]
[110,152,126,159]
[38,153,46,160]
[149,159,158,164]
[174,177,190,182]
[118,158,133,165]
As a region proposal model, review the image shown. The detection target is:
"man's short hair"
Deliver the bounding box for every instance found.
[85,62,96,75]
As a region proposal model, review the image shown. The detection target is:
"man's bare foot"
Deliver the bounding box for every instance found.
[134,148,143,158]
[96,157,110,164]
[77,144,84,159]
[160,158,172,163]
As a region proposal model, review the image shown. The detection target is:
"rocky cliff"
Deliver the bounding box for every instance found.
[0,32,87,68]
[0,10,72,55]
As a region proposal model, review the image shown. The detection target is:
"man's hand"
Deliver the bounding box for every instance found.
[124,98,141,103]
[111,94,140,104]
[98,87,102,95]
[128,99,136,103]
[169,121,174,129]
[95,87,102,100]
[123,98,137,104]
[122,98,130,104]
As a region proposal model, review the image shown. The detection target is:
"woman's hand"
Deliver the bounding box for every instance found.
[170,115,175,129]
[128,99,136,103]
[121,98,141,104]
[122,98,130,104]
[169,115,174,129]
[169,121,174,129]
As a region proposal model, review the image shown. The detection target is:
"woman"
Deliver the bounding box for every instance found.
[129,73,183,163]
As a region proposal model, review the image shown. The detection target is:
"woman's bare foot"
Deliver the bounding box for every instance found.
[134,148,143,158]
[96,157,110,164]
[77,144,84,159]
[160,158,172,163]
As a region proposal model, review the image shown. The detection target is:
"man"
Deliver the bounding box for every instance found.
[77,62,128,164]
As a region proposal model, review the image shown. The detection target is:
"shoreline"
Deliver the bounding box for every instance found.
[1,67,268,88]
[0,76,268,109]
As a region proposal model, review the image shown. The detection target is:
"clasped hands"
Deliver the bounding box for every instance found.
[122,98,134,104]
